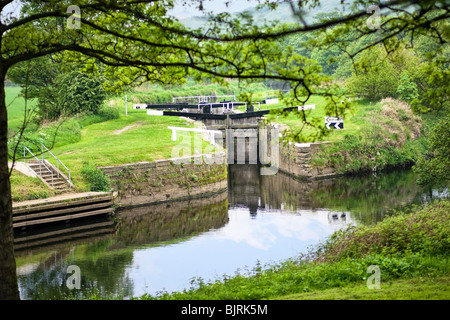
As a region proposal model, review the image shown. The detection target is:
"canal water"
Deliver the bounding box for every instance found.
[15,165,447,299]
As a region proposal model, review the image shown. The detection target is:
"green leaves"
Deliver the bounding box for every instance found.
[413,115,450,186]
[56,71,107,116]
[81,162,111,192]
[2,0,448,143]
[317,199,450,261]
[346,45,399,100]
[397,72,419,103]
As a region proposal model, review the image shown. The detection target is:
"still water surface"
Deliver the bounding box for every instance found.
[15,165,447,299]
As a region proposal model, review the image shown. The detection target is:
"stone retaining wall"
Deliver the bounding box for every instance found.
[278,141,339,180]
[99,153,228,207]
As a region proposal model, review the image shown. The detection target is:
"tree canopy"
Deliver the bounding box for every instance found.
[0,0,449,300]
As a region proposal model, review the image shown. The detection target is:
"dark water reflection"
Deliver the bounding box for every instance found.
[15,166,447,299]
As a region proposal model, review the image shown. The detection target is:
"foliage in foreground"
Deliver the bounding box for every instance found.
[138,200,450,300]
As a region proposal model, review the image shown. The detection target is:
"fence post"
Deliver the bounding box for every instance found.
[171,128,176,141]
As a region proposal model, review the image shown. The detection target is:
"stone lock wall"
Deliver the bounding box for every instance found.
[99,153,228,207]
[278,142,338,180]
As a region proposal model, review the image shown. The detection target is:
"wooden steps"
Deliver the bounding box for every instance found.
[12,192,115,229]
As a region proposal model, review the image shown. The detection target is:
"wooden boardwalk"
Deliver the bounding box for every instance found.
[12,192,115,229]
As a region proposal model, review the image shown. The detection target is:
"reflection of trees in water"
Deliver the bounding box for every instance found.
[306,170,437,224]
[15,217,131,299]
[115,192,229,247]
[17,241,134,299]
[16,193,229,299]
[229,165,444,225]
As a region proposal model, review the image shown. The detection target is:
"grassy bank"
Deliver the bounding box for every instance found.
[47,107,193,191]
[310,98,431,174]
[138,199,450,300]
[281,276,450,300]
[10,171,56,202]
[264,95,366,141]
[6,87,211,194]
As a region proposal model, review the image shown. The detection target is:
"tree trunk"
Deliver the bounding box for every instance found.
[0,67,20,300]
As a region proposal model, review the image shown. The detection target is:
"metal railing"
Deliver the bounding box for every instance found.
[41,144,71,185]
[23,146,54,187]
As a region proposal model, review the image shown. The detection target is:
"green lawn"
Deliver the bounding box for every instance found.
[6,89,211,193]
[48,108,204,191]
[5,86,37,131]
[279,276,450,300]
[263,96,379,142]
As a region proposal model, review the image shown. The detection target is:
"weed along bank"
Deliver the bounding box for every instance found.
[99,153,228,208]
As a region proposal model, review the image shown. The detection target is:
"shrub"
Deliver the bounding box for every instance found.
[56,71,107,116]
[315,200,450,262]
[346,46,398,100]
[413,115,450,186]
[397,72,419,103]
[81,163,111,192]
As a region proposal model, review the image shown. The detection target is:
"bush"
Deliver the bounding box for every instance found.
[315,200,450,262]
[397,72,419,103]
[413,115,450,186]
[346,46,398,100]
[81,164,111,192]
[56,71,107,116]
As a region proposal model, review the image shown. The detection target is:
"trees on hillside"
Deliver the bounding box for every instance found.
[413,116,450,186]
[397,72,419,103]
[0,0,448,299]
[278,4,448,112]
[8,56,107,121]
[346,45,399,99]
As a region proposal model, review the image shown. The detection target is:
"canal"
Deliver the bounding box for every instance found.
[15,165,447,299]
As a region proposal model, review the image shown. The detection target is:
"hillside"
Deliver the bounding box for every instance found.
[177,0,350,29]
